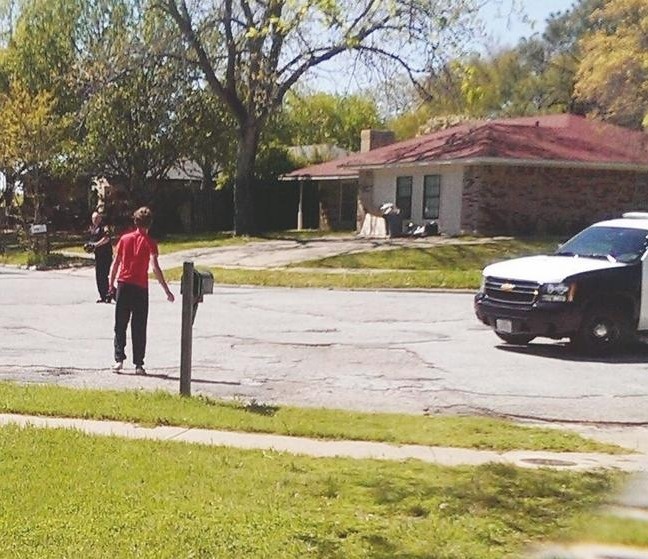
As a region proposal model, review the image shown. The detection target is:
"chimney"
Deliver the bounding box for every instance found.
[360,129,396,153]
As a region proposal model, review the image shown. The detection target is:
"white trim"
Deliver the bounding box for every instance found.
[349,157,648,173]
[279,173,359,182]
[282,156,648,181]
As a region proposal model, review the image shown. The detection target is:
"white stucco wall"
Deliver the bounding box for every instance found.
[371,165,465,235]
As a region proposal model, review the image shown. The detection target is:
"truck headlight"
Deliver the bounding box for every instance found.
[540,282,576,303]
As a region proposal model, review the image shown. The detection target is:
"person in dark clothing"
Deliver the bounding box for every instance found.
[108,206,174,375]
[88,211,113,303]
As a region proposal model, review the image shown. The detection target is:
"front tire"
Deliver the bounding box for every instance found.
[571,305,630,355]
[495,332,535,345]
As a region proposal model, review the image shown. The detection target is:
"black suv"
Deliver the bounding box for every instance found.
[474,213,648,353]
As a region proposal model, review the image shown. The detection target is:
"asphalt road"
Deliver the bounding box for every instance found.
[2,265,648,425]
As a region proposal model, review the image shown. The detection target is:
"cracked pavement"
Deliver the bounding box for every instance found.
[2,265,648,441]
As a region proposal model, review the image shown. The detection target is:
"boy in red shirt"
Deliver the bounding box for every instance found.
[109,206,174,374]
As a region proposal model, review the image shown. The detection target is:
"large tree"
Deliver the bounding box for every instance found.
[156,0,481,235]
[0,81,72,226]
[283,91,382,151]
[575,0,648,129]
[389,0,609,139]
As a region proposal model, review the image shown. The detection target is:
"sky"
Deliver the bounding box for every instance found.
[480,0,576,47]
[309,0,577,97]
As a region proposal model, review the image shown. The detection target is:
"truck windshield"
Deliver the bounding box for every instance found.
[555,226,648,263]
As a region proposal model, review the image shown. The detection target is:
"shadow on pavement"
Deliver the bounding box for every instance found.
[119,371,241,387]
[497,342,648,364]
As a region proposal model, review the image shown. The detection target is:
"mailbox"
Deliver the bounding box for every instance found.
[181,269,214,301]
[179,262,214,396]
[193,269,214,302]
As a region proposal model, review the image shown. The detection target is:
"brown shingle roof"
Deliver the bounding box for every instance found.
[281,115,648,180]
[281,152,361,180]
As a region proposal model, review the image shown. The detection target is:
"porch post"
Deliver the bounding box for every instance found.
[297,181,304,230]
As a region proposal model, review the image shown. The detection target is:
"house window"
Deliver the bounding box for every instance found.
[396,176,412,219]
[423,175,441,220]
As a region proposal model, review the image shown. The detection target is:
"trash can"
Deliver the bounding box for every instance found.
[425,221,439,236]
[385,212,403,238]
[380,203,403,238]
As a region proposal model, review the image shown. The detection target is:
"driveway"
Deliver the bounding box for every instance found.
[156,235,501,269]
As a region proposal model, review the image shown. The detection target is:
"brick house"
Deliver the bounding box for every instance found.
[281,115,648,236]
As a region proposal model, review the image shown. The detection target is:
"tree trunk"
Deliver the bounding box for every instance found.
[233,122,259,236]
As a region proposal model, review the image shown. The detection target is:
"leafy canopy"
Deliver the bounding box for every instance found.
[575,0,648,129]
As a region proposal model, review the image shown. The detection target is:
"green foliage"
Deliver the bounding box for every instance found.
[2,0,81,113]
[0,81,73,224]
[575,0,648,129]
[0,81,72,171]
[175,89,236,189]
[73,3,193,201]
[283,91,383,151]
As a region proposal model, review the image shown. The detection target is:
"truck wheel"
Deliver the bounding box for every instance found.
[571,305,630,355]
[495,332,535,345]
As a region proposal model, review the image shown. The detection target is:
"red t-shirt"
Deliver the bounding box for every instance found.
[116,229,158,289]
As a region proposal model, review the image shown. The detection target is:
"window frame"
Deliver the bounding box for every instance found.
[396,176,413,220]
[423,174,441,220]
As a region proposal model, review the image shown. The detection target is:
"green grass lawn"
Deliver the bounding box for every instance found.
[156,231,252,254]
[157,230,350,254]
[163,238,558,289]
[0,424,620,558]
[0,383,624,454]
[294,238,559,271]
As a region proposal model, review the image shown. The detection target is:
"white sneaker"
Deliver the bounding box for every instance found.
[112,361,124,373]
[135,366,146,375]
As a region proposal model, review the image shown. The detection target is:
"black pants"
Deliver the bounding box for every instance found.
[95,251,112,300]
[114,282,149,366]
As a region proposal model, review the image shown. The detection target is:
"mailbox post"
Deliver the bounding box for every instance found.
[179,261,214,396]
[29,223,49,259]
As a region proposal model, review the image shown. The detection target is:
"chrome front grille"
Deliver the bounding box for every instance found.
[485,277,540,306]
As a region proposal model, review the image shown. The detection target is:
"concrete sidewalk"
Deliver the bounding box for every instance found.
[1,412,646,472]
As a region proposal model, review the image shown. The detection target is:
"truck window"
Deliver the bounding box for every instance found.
[556,226,648,263]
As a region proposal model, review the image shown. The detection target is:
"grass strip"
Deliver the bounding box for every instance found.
[562,513,648,548]
[0,382,623,453]
[0,424,621,558]
[164,265,482,289]
[0,249,89,268]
